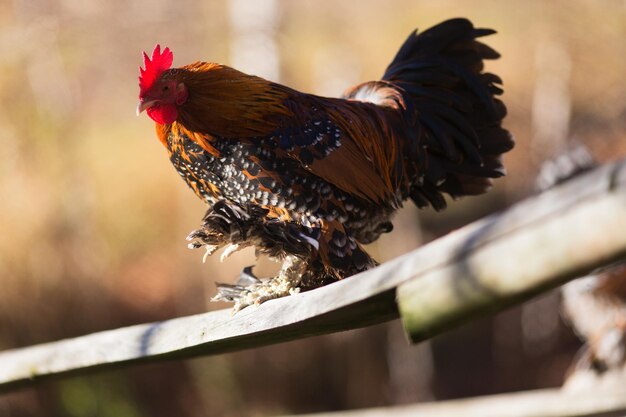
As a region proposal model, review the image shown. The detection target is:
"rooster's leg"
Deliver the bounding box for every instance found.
[213,255,306,312]
[185,200,252,258]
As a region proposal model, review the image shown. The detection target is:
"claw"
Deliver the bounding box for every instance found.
[237,266,261,286]
[213,283,246,302]
[202,245,219,263]
[220,244,241,262]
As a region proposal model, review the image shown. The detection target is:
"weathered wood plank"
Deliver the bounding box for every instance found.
[283,386,626,417]
[0,159,625,393]
[0,291,398,393]
[398,159,626,341]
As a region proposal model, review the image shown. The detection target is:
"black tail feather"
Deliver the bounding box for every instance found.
[384,18,513,210]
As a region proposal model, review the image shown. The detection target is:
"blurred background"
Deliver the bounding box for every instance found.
[0,0,625,415]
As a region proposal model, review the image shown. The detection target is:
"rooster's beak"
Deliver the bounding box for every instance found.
[136,100,156,116]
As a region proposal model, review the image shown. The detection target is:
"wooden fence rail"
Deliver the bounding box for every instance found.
[284,385,626,417]
[0,159,625,394]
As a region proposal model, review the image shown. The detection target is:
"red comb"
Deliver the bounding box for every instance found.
[139,44,173,97]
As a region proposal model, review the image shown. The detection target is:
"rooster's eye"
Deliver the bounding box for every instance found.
[163,85,169,92]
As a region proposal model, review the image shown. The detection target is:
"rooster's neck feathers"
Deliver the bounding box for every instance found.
[175,63,291,138]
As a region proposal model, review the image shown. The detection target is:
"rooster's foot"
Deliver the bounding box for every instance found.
[213,256,305,312]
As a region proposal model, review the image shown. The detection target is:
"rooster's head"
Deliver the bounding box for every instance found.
[137,45,188,124]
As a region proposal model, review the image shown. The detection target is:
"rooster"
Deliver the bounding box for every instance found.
[137,18,514,310]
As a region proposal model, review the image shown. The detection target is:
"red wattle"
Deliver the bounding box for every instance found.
[146,103,178,124]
